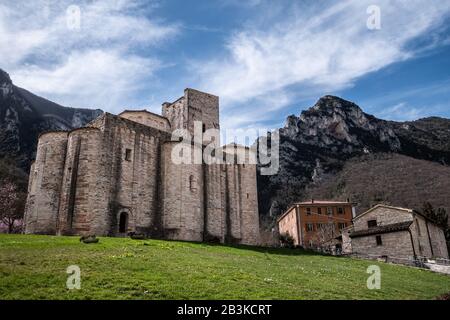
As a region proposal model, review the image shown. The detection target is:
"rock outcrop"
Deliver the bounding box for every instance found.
[0,68,102,171]
[258,95,450,226]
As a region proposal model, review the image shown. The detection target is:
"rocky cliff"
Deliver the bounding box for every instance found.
[258,95,450,226]
[0,69,102,171]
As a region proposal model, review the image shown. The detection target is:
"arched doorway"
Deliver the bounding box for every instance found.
[119,212,128,234]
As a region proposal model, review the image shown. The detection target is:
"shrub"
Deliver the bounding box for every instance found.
[279,233,295,248]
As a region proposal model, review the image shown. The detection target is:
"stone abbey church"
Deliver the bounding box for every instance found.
[24,89,260,245]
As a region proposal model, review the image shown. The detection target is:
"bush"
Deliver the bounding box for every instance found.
[279,233,295,248]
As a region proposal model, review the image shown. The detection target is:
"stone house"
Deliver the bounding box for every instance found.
[346,204,448,261]
[23,89,260,245]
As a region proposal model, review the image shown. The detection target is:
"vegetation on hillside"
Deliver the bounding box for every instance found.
[306,153,450,219]
[0,158,27,233]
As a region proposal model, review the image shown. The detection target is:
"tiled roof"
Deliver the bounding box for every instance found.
[349,221,413,238]
[295,201,351,205]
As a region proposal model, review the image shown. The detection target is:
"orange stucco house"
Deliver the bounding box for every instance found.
[277,200,355,248]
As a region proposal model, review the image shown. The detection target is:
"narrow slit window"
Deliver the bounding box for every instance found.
[376,235,382,246]
[189,175,196,191]
[125,148,132,161]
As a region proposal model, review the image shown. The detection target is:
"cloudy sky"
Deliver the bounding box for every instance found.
[1,0,450,131]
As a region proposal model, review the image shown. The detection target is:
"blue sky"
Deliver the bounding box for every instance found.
[1,0,449,131]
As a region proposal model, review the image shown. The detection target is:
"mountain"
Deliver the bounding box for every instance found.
[0,69,102,173]
[257,95,450,226]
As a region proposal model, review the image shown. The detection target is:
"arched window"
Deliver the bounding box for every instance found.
[119,212,128,233]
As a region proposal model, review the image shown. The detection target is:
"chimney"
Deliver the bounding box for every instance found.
[311,198,314,204]
[347,198,350,203]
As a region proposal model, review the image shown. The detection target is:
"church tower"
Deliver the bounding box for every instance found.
[162,88,220,137]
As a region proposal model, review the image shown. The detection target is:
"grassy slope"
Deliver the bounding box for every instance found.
[0,234,449,300]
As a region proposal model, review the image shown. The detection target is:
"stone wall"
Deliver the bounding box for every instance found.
[162,88,220,137]
[161,141,204,241]
[119,110,171,133]
[186,88,220,134]
[204,163,225,242]
[162,97,187,132]
[351,231,415,260]
[353,206,413,231]
[95,114,168,236]
[426,221,449,259]
[238,163,260,245]
[24,132,68,234]
[57,127,109,235]
[411,214,449,259]
[278,207,299,245]
[411,214,433,258]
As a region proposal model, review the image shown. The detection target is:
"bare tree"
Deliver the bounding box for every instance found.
[311,223,339,252]
[0,180,26,233]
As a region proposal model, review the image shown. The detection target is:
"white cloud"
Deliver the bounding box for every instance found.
[378,101,448,121]
[13,50,160,111]
[219,0,263,8]
[192,0,450,129]
[378,102,422,121]
[0,0,179,110]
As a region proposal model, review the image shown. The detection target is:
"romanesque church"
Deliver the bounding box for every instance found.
[24,89,260,245]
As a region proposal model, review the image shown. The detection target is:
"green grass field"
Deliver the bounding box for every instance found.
[0,234,449,300]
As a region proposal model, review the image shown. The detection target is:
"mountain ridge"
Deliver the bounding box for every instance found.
[258,95,450,226]
[0,68,102,172]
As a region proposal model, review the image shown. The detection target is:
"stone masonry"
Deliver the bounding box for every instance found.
[349,204,448,260]
[23,89,260,246]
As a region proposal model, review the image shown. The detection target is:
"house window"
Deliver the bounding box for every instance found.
[376,235,382,246]
[337,207,344,214]
[246,193,249,199]
[338,223,346,230]
[318,207,322,215]
[306,207,312,215]
[125,148,132,161]
[368,220,377,228]
[327,207,333,215]
[306,223,314,232]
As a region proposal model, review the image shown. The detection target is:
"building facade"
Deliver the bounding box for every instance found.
[277,200,354,248]
[23,89,260,245]
[348,204,448,260]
